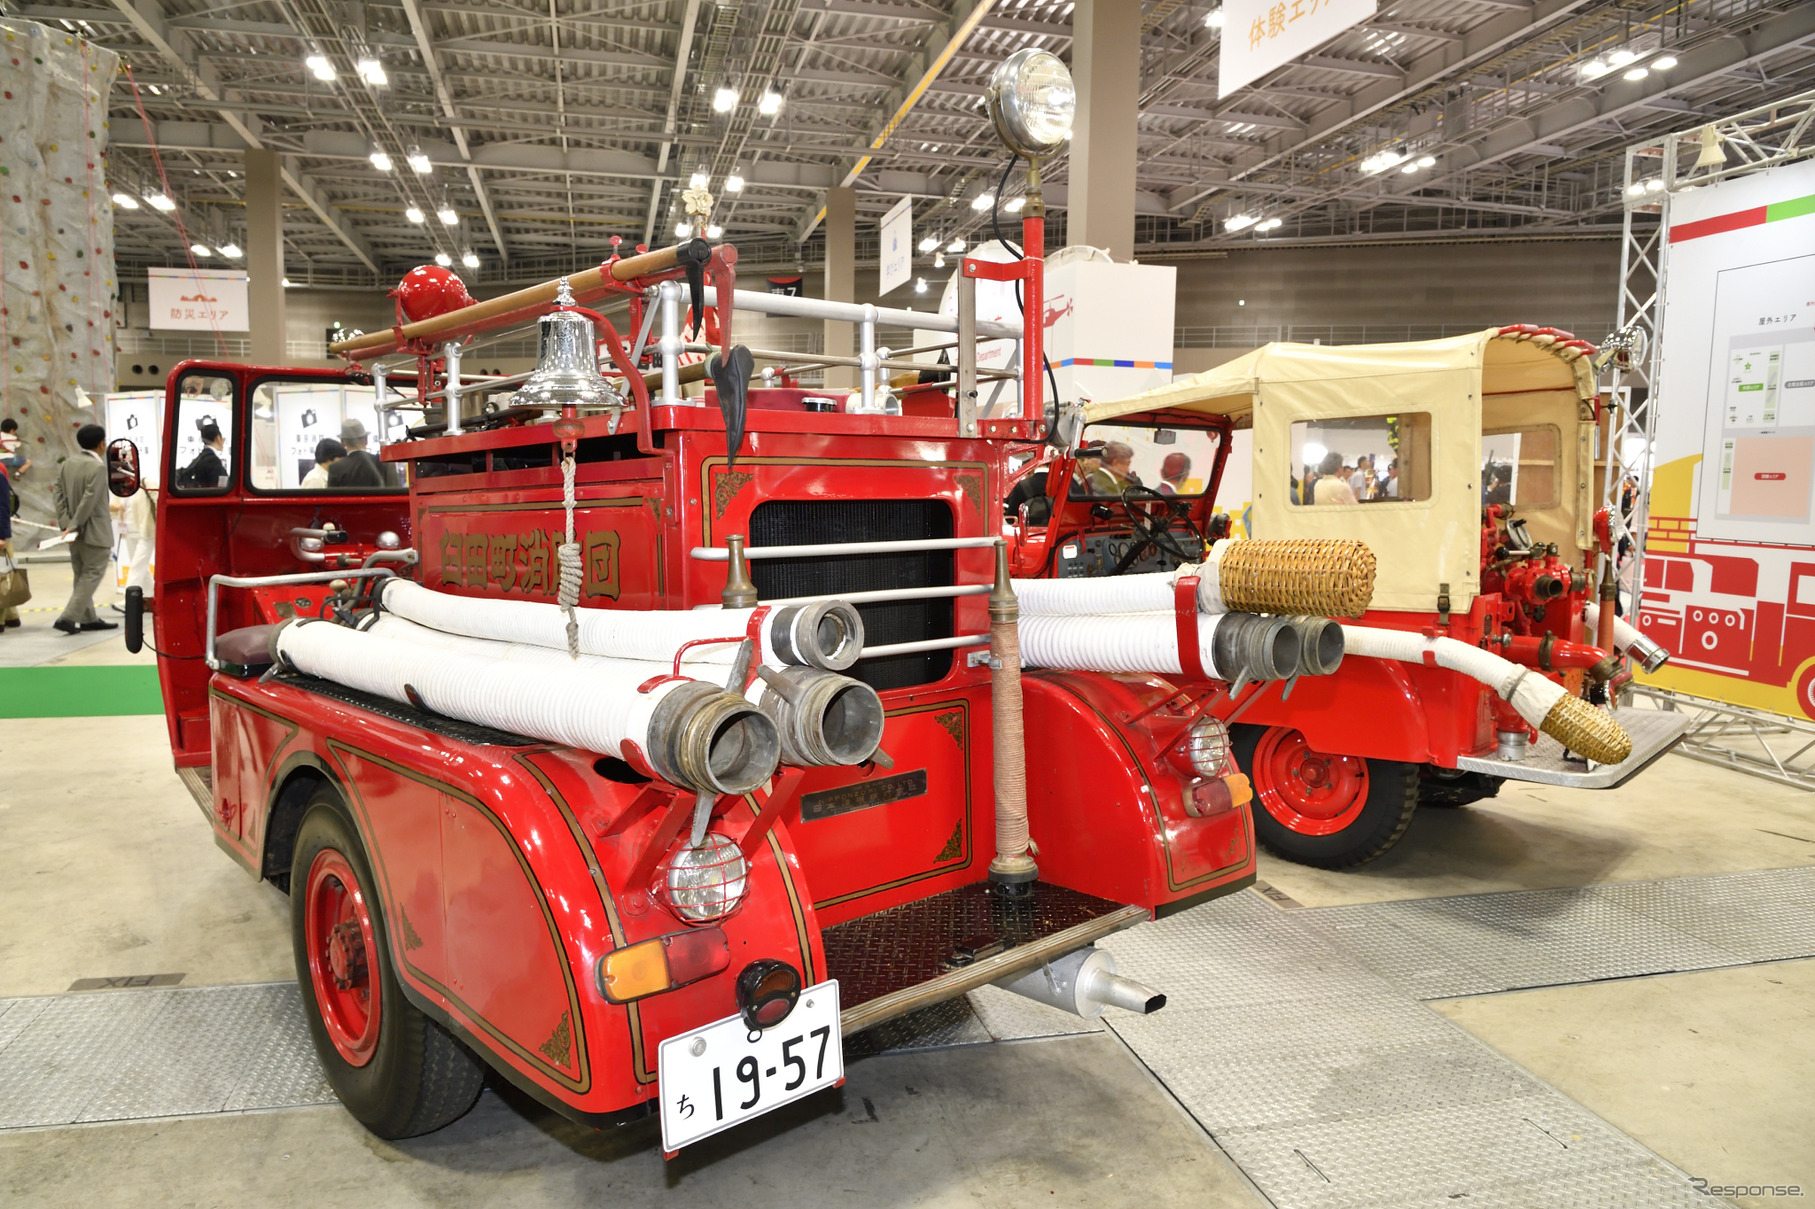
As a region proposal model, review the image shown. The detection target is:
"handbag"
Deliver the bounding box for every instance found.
[0,564,29,610]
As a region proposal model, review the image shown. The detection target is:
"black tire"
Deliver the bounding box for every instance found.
[1418,766,1505,808]
[292,794,485,1138]
[1232,723,1419,869]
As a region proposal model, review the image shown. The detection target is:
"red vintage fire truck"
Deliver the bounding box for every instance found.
[108,51,1314,1149]
[1007,326,1688,869]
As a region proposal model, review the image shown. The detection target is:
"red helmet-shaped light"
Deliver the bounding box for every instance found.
[391,265,475,324]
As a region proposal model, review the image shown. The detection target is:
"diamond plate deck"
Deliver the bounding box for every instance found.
[0,983,333,1129]
[1455,706,1689,788]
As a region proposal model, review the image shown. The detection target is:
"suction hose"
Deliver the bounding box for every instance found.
[376,578,863,670]
[274,618,781,794]
[1584,603,1669,674]
[1340,624,1632,764]
[1019,611,1300,683]
[362,615,881,768]
[1012,537,1377,619]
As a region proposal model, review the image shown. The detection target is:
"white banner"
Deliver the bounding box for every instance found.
[1218,0,1377,98]
[148,266,249,332]
[878,196,913,298]
[1639,156,1815,719]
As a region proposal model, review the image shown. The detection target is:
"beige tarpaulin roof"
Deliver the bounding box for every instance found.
[1082,328,1593,426]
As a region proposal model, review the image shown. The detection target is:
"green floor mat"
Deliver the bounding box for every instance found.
[0,666,165,718]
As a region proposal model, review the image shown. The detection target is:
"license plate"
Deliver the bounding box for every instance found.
[657,979,843,1151]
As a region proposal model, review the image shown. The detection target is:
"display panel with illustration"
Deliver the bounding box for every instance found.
[1289,413,1431,506]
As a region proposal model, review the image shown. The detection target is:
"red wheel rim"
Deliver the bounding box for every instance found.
[1252,727,1370,837]
[304,848,382,1066]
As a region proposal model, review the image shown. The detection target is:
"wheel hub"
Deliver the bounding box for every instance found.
[328,920,368,990]
[304,847,382,1067]
[1254,727,1371,837]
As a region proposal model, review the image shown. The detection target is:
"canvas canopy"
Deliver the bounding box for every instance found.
[1082,329,1599,613]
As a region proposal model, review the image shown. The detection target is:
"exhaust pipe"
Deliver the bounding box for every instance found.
[1286,616,1345,677]
[646,680,782,797]
[752,665,886,766]
[995,946,1166,1018]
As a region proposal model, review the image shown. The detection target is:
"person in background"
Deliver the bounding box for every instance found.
[1349,455,1374,500]
[1069,442,1106,497]
[0,460,18,631]
[121,479,156,602]
[327,419,387,488]
[1,418,30,478]
[179,421,228,489]
[302,438,346,489]
[1484,463,1513,507]
[1088,441,1139,496]
[1157,452,1192,495]
[1384,457,1400,499]
[1313,451,1358,505]
[52,424,116,635]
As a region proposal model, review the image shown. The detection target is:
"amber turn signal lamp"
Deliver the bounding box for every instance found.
[597,928,731,1004]
[734,959,801,1031]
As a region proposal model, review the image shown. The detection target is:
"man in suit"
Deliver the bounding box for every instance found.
[53,424,116,634]
[326,418,389,488]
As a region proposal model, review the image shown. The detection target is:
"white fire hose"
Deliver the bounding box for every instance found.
[1583,603,1669,673]
[1019,611,1300,683]
[376,578,861,670]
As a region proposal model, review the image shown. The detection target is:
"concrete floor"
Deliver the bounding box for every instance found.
[2,627,1813,1206]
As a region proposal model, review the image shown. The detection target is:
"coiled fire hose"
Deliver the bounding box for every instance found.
[1340,625,1633,764]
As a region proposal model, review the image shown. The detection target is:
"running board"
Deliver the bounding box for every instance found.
[1455,706,1689,789]
[175,765,213,812]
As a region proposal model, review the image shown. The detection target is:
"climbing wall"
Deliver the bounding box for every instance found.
[0,18,118,529]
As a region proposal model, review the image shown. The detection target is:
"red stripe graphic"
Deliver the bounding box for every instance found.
[1669,205,1768,243]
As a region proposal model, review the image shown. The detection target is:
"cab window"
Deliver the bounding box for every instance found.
[1073,423,1222,498]
[247,381,408,492]
[1481,425,1559,509]
[1290,413,1432,506]
[170,373,235,496]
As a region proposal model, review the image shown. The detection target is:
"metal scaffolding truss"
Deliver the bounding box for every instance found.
[1607,87,1815,790]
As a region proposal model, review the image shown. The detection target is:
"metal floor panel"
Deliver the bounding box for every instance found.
[0,983,333,1130]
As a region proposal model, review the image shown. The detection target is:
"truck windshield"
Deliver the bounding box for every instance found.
[247,380,409,492]
[1074,423,1221,498]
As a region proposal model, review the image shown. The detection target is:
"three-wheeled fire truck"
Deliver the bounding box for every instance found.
[1003,327,1689,869]
[113,51,1392,1151]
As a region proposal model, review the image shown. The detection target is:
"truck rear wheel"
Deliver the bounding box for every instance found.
[292,794,485,1138]
[1232,724,1418,869]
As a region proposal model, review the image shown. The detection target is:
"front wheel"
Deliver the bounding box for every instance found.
[292,794,486,1138]
[1232,724,1418,869]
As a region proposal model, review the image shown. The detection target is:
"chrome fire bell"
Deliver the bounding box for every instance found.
[514,277,624,414]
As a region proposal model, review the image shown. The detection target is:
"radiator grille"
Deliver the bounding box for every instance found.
[749,499,955,690]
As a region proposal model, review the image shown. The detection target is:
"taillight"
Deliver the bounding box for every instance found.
[735,959,801,1030]
[655,833,750,924]
[597,928,731,1004]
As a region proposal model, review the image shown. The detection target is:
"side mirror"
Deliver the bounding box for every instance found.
[106,438,142,498]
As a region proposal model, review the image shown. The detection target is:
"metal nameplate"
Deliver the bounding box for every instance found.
[800,770,928,821]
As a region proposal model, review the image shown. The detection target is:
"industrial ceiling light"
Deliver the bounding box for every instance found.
[305,51,335,81]
[1204,6,1224,28]
[689,165,710,189]
[282,277,295,288]
[1653,54,1678,70]
[1255,217,1282,232]
[437,205,458,225]
[918,234,940,252]
[356,56,387,87]
[144,191,176,212]
[1623,66,1648,81]
[461,251,480,268]
[1224,212,1256,231]
[1625,181,1649,197]
[189,243,212,256]
[915,277,928,294]
[676,221,693,237]
[405,205,425,223]
[933,251,945,268]
[1360,150,1406,175]
[713,86,739,113]
[1401,162,1419,174]
[218,242,242,258]
[758,89,783,116]
[1645,177,1665,193]
[706,223,724,239]
[370,149,393,172]
[1580,59,1611,80]
[1004,195,1025,213]
[971,192,994,211]
[947,237,965,252]
[111,192,139,209]
[407,148,432,174]
[725,169,745,192]
[985,47,1075,158]
[1607,48,1638,67]
[434,251,452,267]
[1416,155,1436,168]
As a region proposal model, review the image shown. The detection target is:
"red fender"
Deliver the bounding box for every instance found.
[1214,655,1434,764]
